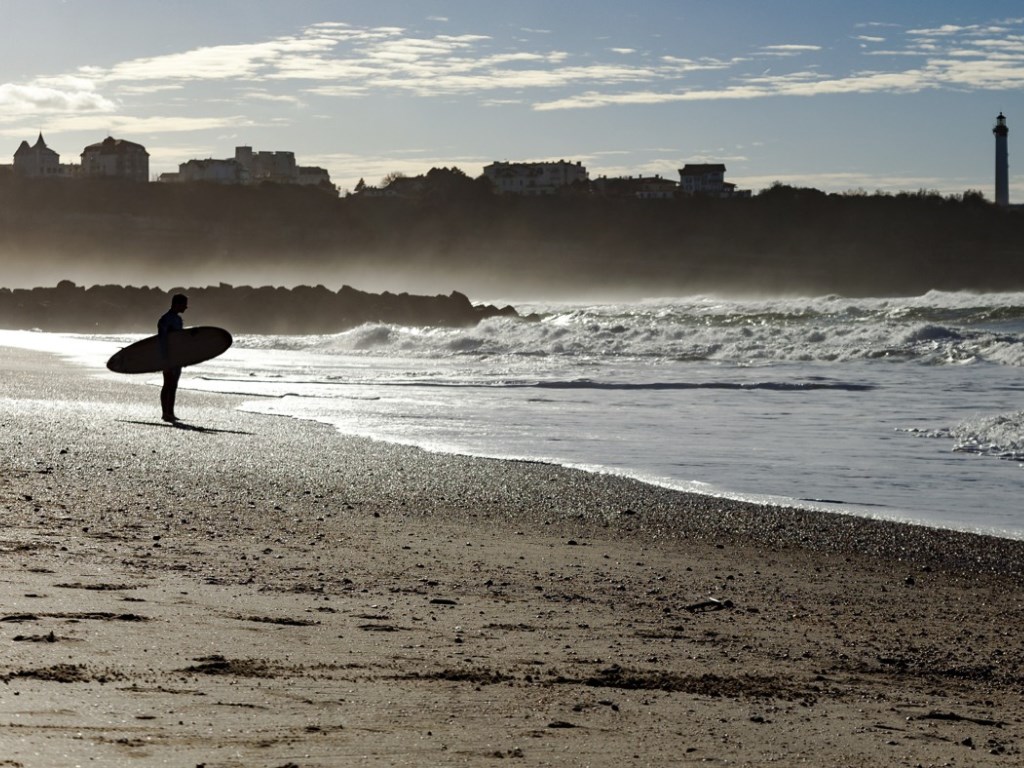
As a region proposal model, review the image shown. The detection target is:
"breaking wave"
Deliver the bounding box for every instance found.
[236,291,1024,367]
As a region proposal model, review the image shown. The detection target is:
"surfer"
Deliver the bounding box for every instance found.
[157,294,188,422]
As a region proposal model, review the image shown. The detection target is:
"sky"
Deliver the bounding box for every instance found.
[1,0,1022,199]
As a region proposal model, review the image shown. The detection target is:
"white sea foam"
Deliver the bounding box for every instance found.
[229,292,1024,369]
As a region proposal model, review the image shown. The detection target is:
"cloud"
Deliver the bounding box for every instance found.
[907,24,974,37]
[114,84,186,96]
[533,16,1024,109]
[760,44,823,56]
[481,98,526,107]
[293,17,1023,106]
[0,82,116,117]
[242,90,305,105]
[661,55,740,72]
[304,84,370,97]
[104,37,334,82]
[8,14,1024,127]
[33,114,249,134]
[532,67,937,110]
[9,23,722,108]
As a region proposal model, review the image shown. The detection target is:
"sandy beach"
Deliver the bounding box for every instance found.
[2,345,1023,767]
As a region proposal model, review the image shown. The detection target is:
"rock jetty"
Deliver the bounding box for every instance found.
[0,281,519,334]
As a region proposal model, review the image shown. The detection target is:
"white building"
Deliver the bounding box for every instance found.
[483,160,589,195]
[678,163,749,198]
[160,146,335,192]
[235,146,298,183]
[13,133,61,177]
[81,137,149,181]
[173,158,248,184]
[592,175,678,199]
[678,163,726,195]
[235,146,335,191]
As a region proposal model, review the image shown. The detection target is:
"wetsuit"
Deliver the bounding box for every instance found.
[158,309,184,420]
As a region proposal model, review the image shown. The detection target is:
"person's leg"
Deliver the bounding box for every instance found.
[161,367,182,421]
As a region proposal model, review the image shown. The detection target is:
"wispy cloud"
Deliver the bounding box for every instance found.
[30,114,249,134]
[534,18,1024,109]
[759,44,823,56]
[104,34,341,82]
[3,15,1022,125]
[242,90,305,105]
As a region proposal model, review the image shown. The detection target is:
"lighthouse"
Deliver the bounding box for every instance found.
[994,112,1009,206]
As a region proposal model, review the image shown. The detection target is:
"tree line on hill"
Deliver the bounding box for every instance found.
[0,174,1021,298]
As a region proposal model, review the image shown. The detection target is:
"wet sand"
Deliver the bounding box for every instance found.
[2,345,1023,767]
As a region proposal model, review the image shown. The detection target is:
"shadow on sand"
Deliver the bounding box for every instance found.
[118,420,253,436]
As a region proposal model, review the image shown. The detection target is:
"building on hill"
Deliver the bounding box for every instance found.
[81,136,149,181]
[233,146,335,192]
[159,146,336,193]
[235,145,298,184]
[592,174,678,199]
[165,158,248,185]
[12,133,79,178]
[483,160,589,195]
[678,163,750,198]
[14,133,59,177]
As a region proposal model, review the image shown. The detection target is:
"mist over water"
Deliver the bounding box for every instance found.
[5,179,1024,300]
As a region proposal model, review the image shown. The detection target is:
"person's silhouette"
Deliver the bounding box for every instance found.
[157,294,188,422]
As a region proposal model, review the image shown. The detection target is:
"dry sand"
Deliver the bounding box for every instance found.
[1,345,1023,767]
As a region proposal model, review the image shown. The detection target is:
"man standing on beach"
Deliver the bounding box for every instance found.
[158,293,188,422]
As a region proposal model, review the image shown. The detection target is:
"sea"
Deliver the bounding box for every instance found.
[5,290,1024,539]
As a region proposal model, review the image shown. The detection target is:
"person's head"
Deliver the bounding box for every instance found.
[171,294,189,313]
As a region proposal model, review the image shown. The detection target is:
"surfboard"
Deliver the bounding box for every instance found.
[106,326,233,374]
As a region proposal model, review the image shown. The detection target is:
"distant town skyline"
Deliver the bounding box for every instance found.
[1,1,1021,199]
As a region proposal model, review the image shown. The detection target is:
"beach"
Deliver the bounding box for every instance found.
[2,345,1024,767]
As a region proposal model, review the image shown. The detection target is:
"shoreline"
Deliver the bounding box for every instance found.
[3,345,1024,766]
[7,311,1024,545]
[20,341,1024,576]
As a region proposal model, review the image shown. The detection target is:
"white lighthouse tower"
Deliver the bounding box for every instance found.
[994,112,1009,206]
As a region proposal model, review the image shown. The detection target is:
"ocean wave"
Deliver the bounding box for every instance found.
[229,292,1024,367]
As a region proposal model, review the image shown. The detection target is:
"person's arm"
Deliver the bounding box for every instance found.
[157,315,171,362]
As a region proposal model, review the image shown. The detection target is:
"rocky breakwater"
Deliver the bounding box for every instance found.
[0,281,519,334]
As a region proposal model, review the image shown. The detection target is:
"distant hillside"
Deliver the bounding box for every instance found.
[1,177,1021,298]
